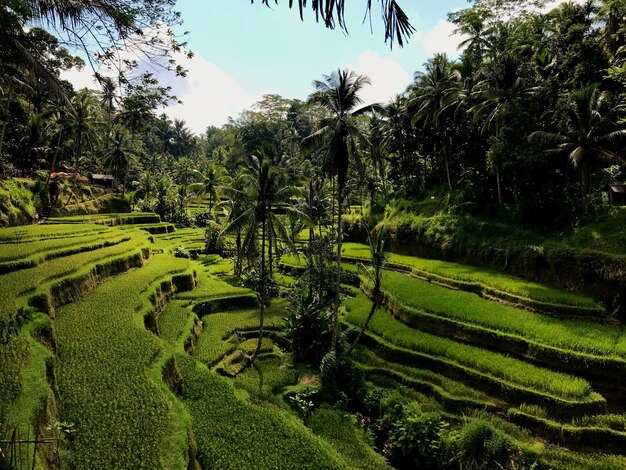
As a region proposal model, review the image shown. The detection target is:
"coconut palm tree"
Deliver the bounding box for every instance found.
[98,75,117,148]
[173,156,196,218]
[346,226,385,355]
[67,91,100,173]
[529,84,626,214]
[411,53,457,190]
[252,0,414,47]
[469,55,532,204]
[221,143,298,364]
[220,176,248,276]
[305,68,381,353]
[103,127,137,193]
[189,163,229,215]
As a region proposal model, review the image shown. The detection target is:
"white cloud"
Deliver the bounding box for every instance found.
[347,50,411,105]
[419,20,467,57]
[160,52,257,134]
[60,23,257,135]
[60,64,100,91]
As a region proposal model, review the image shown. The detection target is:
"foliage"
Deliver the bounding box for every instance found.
[319,351,365,408]
[386,411,453,469]
[343,290,595,400]
[177,353,344,469]
[283,291,333,365]
[204,220,224,254]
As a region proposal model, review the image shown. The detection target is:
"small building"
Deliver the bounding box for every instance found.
[90,174,115,188]
[608,184,626,206]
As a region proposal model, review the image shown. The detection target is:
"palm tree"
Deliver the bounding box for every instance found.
[222,143,297,364]
[67,91,100,173]
[305,68,380,353]
[173,156,196,218]
[220,177,248,276]
[98,75,117,148]
[252,0,414,47]
[171,119,195,158]
[103,127,137,193]
[529,84,626,214]
[189,163,229,214]
[469,56,532,204]
[346,226,385,355]
[411,53,457,190]
[362,113,388,199]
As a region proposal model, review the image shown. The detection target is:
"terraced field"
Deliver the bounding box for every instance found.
[3,213,626,469]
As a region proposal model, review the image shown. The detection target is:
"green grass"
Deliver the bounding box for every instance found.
[0,227,123,264]
[343,290,596,401]
[308,406,390,470]
[193,300,287,366]
[351,347,488,402]
[377,269,626,359]
[55,254,191,469]
[0,334,31,424]
[0,232,150,321]
[0,223,104,243]
[177,267,250,301]
[341,242,600,310]
[158,300,193,344]
[177,354,344,469]
[232,356,298,399]
[46,212,161,226]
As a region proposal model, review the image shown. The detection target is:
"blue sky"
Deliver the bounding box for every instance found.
[64,0,470,133]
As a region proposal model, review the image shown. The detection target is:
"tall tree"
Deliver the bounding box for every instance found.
[529,84,626,214]
[305,68,380,353]
[222,143,297,364]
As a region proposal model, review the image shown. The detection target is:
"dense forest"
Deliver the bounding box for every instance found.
[1,0,625,227]
[2,0,626,469]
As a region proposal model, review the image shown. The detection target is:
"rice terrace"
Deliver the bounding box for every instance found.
[2,1,626,469]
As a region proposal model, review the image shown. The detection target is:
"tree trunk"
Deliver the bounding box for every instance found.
[251,207,266,365]
[496,165,502,205]
[582,161,591,215]
[331,181,343,353]
[0,85,13,156]
[346,290,380,355]
[235,229,242,276]
[443,146,452,190]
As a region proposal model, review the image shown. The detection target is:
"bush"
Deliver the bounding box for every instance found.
[386,410,452,469]
[173,246,190,258]
[194,211,214,227]
[283,292,333,365]
[204,221,224,254]
[319,352,364,408]
[242,267,279,300]
[456,419,518,469]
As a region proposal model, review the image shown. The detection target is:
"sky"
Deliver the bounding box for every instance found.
[62,1,473,134]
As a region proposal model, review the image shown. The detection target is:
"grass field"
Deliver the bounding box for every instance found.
[55,254,191,469]
[341,242,601,311]
[343,289,596,402]
[375,269,626,359]
[193,300,287,366]
[177,354,345,469]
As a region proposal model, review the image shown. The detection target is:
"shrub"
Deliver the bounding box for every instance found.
[241,267,279,300]
[455,419,519,469]
[319,352,364,408]
[194,211,214,227]
[386,410,452,469]
[173,246,190,258]
[283,292,333,365]
[204,221,224,254]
